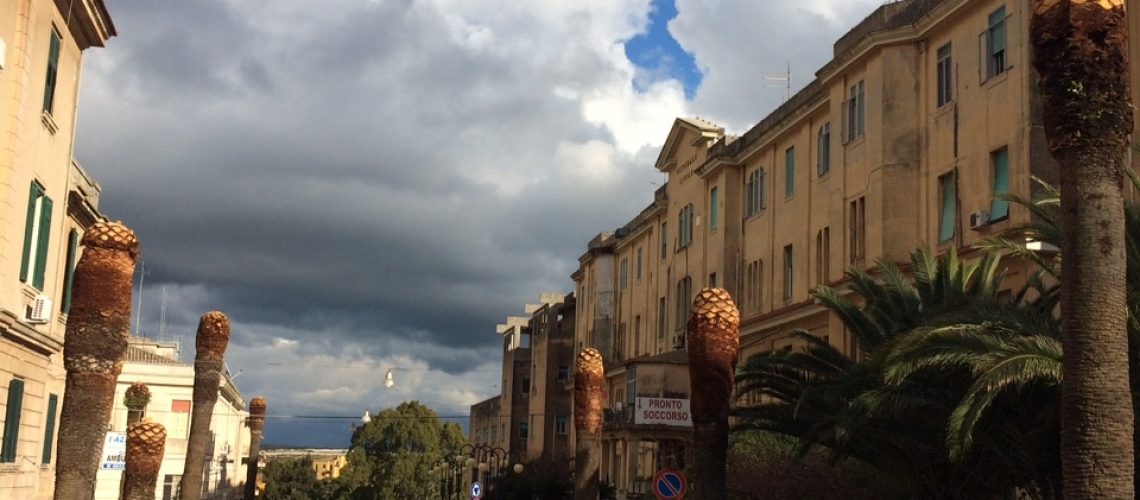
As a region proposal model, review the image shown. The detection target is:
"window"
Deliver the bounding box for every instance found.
[660,222,668,259]
[636,247,643,281]
[745,259,763,312]
[61,230,78,313]
[2,378,25,462]
[677,204,695,248]
[816,227,830,285]
[845,80,866,142]
[785,147,796,196]
[521,376,531,396]
[519,422,529,440]
[43,28,61,114]
[783,245,794,301]
[746,169,766,216]
[557,364,569,383]
[657,297,667,342]
[619,258,629,290]
[985,7,1008,80]
[555,416,568,435]
[20,181,53,290]
[626,368,637,408]
[817,123,831,177]
[633,315,641,357]
[939,171,958,243]
[991,147,1010,221]
[615,323,626,362]
[849,197,866,264]
[709,187,719,231]
[675,277,692,333]
[708,273,717,288]
[937,43,953,106]
[171,399,191,439]
[163,474,182,500]
[42,393,58,464]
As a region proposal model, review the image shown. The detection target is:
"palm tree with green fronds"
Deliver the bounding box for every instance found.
[734,247,1054,498]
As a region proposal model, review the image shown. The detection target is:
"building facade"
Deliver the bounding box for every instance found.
[569,0,1069,495]
[92,338,251,500]
[0,1,115,498]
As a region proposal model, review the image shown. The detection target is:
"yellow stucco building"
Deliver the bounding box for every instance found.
[0,0,114,498]
[561,0,1140,495]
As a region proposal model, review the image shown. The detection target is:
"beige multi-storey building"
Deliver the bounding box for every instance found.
[565,0,1104,495]
[0,1,115,498]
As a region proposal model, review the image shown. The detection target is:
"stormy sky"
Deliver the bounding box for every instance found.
[76,0,883,447]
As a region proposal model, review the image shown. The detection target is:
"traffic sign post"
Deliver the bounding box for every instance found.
[471,481,482,499]
[652,468,687,499]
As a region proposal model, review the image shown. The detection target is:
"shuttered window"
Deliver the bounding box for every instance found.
[43,29,61,113]
[785,147,796,196]
[42,394,58,464]
[939,172,958,243]
[991,148,1010,221]
[2,378,25,462]
[20,181,53,290]
[709,187,719,230]
[61,230,79,313]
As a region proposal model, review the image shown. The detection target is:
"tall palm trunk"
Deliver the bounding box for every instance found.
[244,396,267,500]
[124,382,151,427]
[180,311,232,500]
[1031,1,1135,497]
[686,288,740,499]
[54,221,140,500]
[121,422,166,500]
[573,347,604,500]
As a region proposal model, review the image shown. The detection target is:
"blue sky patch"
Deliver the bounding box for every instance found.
[624,0,702,99]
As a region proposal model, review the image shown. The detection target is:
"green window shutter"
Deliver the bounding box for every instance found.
[33,196,53,290]
[991,149,1010,220]
[43,30,60,113]
[2,378,25,463]
[19,182,42,283]
[939,174,957,243]
[710,187,718,230]
[988,8,1006,55]
[62,230,78,313]
[759,170,766,209]
[785,148,795,196]
[41,394,57,464]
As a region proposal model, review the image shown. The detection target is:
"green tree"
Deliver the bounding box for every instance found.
[263,456,318,500]
[342,401,463,499]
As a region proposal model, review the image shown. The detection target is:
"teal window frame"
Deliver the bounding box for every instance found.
[939,171,958,243]
[61,229,78,313]
[937,43,953,106]
[991,148,1010,221]
[817,123,831,177]
[20,181,53,290]
[709,187,719,230]
[43,29,61,114]
[41,394,58,464]
[985,7,1008,80]
[785,147,795,196]
[2,378,25,463]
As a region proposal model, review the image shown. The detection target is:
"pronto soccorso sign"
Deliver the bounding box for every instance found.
[635,397,692,427]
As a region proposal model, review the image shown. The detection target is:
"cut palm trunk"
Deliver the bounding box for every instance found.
[244,396,267,500]
[1030,1,1135,497]
[687,288,739,499]
[179,311,232,500]
[573,347,604,500]
[124,382,151,427]
[53,221,140,500]
[122,422,166,500]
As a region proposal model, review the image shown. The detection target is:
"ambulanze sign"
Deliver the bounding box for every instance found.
[635,397,692,427]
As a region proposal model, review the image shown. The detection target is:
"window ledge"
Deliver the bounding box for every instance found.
[845,136,866,149]
[934,101,955,117]
[983,69,1011,89]
[41,111,58,135]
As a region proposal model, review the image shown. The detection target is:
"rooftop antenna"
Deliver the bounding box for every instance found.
[158,287,168,339]
[762,63,791,103]
[133,261,150,338]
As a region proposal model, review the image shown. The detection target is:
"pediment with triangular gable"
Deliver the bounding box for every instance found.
[654,117,725,173]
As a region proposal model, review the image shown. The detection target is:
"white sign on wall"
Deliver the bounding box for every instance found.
[99,432,127,470]
[635,397,692,427]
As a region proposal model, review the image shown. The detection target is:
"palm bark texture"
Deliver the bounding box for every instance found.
[573,347,604,500]
[687,288,740,499]
[244,396,267,500]
[122,422,166,500]
[53,221,140,500]
[180,311,232,500]
[1031,0,1134,497]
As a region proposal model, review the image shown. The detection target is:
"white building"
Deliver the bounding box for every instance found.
[93,338,251,500]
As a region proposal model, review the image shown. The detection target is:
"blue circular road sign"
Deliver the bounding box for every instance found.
[652,468,687,499]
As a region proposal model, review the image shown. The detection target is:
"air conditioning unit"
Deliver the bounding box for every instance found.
[28,295,53,324]
[969,210,990,230]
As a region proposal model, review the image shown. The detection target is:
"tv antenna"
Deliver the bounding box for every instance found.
[762,63,791,103]
[133,261,150,337]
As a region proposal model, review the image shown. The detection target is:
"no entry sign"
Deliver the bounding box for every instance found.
[652,468,687,499]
